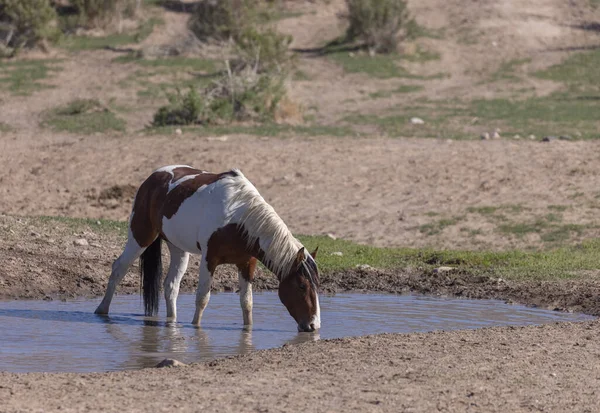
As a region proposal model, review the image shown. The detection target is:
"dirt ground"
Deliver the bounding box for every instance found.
[3,0,600,411]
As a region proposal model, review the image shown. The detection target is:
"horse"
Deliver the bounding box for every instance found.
[94,165,321,332]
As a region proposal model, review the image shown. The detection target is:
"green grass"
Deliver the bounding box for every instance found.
[148,123,355,137]
[369,84,424,99]
[0,122,13,133]
[60,17,163,51]
[43,99,126,134]
[0,59,62,96]
[419,216,464,236]
[329,52,446,80]
[490,58,531,82]
[18,215,600,281]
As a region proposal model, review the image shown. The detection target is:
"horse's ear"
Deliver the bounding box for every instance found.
[295,247,305,265]
[310,246,319,259]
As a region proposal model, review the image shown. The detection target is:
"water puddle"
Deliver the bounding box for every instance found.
[0,292,592,373]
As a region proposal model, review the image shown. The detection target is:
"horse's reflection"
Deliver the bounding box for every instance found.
[101,317,259,369]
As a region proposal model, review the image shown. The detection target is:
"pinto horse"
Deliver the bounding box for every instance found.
[94,165,321,332]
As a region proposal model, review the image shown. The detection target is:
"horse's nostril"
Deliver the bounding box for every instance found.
[309,323,316,331]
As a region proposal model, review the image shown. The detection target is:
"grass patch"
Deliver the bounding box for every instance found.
[15,215,600,281]
[329,52,444,79]
[0,59,62,96]
[490,58,531,82]
[43,99,126,134]
[369,84,423,99]
[419,216,464,236]
[60,17,162,51]
[148,123,355,137]
[0,122,13,133]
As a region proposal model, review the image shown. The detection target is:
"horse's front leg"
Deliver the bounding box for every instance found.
[192,255,212,326]
[237,257,256,327]
[163,242,190,321]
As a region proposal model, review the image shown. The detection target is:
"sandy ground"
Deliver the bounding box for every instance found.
[3,0,600,411]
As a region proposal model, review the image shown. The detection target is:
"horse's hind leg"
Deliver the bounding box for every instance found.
[237,258,256,327]
[95,232,145,315]
[163,242,189,320]
[192,255,212,326]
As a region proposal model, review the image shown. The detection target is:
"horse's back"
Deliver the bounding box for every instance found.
[129,165,245,253]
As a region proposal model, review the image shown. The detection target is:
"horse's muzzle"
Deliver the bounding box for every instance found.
[298,323,316,332]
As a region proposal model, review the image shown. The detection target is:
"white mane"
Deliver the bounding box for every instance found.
[223,169,305,278]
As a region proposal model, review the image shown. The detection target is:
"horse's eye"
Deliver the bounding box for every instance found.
[299,282,307,290]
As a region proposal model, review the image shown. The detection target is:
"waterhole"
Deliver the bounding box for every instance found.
[0,292,592,373]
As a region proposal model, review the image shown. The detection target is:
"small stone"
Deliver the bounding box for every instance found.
[513,134,521,140]
[155,358,187,368]
[559,135,572,141]
[85,264,92,270]
[326,233,337,240]
[542,136,557,142]
[480,132,490,140]
[492,128,501,139]
[30,231,41,237]
[175,128,182,136]
[206,136,228,142]
[73,238,89,247]
[434,266,455,273]
[90,242,102,248]
[331,251,343,256]
[356,264,373,271]
[528,134,536,140]
[410,117,425,125]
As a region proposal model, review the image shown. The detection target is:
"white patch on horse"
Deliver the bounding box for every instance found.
[167,174,199,193]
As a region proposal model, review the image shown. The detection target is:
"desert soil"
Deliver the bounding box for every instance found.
[3,0,600,411]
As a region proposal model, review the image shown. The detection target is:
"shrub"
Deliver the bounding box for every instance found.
[71,0,140,29]
[153,87,206,126]
[344,0,414,53]
[234,26,293,73]
[0,0,58,52]
[188,0,252,42]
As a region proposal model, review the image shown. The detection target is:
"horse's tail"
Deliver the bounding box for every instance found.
[140,237,162,316]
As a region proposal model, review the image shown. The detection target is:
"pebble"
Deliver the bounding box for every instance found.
[30,231,40,237]
[542,136,557,142]
[73,238,89,247]
[513,134,521,140]
[356,264,373,271]
[155,358,187,368]
[492,128,501,139]
[528,134,536,140]
[331,251,343,256]
[85,264,92,270]
[410,117,425,125]
[175,128,182,136]
[206,136,228,142]
[559,135,572,141]
[326,233,337,240]
[434,266,455,273]
[480,132,490,140]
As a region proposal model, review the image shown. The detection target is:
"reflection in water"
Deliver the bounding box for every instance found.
[0,292,594,373]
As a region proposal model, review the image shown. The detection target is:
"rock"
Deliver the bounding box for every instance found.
[30,231,40,237]
[206,136,228,142]
[434,266,455,273]
[331,251,343,256]
[175,128,182,136]
[356,264,373,271]
[155,358,187,368]
[73,238,89,247]
[528,134,536,140]
[492,128,501,139]
[326,233,337,240]
[513,134,521,140]
[559,135,572,141]
[85,264,92,270]
[480,132,490,140]
[90,242,102,248]
[410,117,425,125]
[542,136,557,142]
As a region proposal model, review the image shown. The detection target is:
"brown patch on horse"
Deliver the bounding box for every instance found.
[130,171,171,247]
[163,171,234,219]
[205,224,263,275]
[171,166,205,182]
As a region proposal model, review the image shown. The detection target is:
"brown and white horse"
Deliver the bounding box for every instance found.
[95,165,321,332]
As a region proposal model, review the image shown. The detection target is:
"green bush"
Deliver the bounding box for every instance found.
[345,0,414,53]
[234,26,293,73]
[0,0,58,52]
[71,0,140,28]
[153,87,206,126]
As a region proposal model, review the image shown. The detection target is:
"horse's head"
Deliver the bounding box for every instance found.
[278,247,320,332]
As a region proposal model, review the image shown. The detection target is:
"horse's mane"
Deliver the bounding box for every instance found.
[223,169,307,279]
